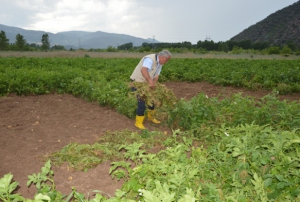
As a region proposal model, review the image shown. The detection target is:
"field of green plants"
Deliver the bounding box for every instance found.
[1,57,300,201]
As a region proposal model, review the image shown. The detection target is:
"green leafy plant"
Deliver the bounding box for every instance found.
[27,159,65,201]
[1,57,300,201]
[0,173,25,202]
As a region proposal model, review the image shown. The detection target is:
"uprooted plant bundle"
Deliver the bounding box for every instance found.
[129,81,178,121]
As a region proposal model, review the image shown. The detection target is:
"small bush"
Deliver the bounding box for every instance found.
[268,46,280,54]
[280,45,292,56]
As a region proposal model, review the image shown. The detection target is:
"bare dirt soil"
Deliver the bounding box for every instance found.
[0,81,299,199]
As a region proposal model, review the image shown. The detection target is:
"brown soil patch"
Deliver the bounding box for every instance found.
[0,81,299,199]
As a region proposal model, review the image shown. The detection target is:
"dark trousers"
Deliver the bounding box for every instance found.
[132,87,154,116]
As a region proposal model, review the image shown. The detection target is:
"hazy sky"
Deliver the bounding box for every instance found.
[0,0,298,44]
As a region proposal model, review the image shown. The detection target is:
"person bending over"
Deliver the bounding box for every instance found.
[130,50,172,129]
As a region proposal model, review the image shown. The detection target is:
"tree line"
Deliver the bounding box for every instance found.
[0,31,55,51]
[0,30,298,55]
[139,40,298,52]
[115,40,297,55]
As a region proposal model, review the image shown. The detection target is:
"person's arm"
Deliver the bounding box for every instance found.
[141,67,155,88]
[153,75,159,83]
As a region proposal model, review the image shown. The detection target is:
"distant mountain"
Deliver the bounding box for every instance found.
[0,24,158,49]
[230,1,300,47]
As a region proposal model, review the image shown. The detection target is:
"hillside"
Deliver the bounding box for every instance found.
[0,24,155,49]
[230,1,300,47]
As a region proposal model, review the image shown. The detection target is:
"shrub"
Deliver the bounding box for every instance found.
[280,45,292,55]
[268,46,280,54]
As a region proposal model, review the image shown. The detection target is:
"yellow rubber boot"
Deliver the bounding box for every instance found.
[135,115,146,129]
[147,110,161,124]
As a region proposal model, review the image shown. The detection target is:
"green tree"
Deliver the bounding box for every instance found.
[117,42,133,50]
[181,41,192,49]
[218,42,229,52]
[0,30,9,50]
[286,41,296,51]
[252,42,270,50]
[268,46,280,54]
[197,40,215,51]
[51,44,65,50]
[280,45,292,55]
[41,34,50,51]
[238,40,252,50]
[15,33,27,51]
[106,46,116,52]
[231,45,243,54]
[29,43,39,50]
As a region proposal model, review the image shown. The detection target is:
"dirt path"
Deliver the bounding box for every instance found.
[0,81,299,199]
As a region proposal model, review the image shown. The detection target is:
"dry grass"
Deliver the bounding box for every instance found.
[0,50,299,60]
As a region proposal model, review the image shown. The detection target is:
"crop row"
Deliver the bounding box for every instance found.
[0,57,299,131]
[1,58,300,93]
[162,58,300,94]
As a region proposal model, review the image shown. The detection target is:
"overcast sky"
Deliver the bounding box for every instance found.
[0,0,298,44]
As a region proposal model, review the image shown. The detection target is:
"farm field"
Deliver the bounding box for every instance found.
[0,54,300,201]
[1,82,299,200]
[0,82,300,198]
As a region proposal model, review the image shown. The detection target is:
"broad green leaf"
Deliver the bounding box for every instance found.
[277,182,288,189]
[8,181,19,194]
[264,178,273,187]
[260,157,269,165]
[232,151,243,157]
[275,175,284,182]
[34,193,51,201]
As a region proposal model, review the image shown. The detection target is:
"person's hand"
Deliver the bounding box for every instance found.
[148,80,155,89]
